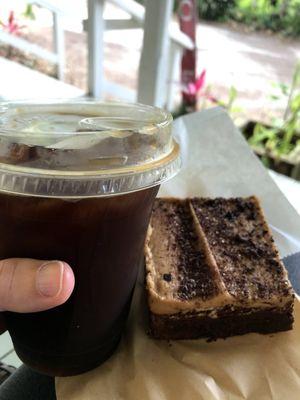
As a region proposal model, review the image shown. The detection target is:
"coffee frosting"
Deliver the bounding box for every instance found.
[145,197,294,315]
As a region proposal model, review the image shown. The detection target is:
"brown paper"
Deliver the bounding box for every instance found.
[57,282,300,400]
[56,108,300,399]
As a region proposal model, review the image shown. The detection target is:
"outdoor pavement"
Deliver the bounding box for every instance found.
[6,1,299,123]
[63,18,300,123]
[196,22,300,121]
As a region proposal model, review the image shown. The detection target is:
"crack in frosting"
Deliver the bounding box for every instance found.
[145,197,294,315]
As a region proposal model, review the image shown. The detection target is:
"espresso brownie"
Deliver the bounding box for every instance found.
[145,197,294,340]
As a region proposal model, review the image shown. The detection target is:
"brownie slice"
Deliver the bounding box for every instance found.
[145,197,294,340]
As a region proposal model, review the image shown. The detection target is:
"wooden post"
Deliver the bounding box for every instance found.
[87,0,105,98]
[137,0,174,107]
[178,0,197,110]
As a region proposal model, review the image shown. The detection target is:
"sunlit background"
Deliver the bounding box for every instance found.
[0,1,299,193]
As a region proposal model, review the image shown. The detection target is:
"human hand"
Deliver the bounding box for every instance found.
[0,259,75,333]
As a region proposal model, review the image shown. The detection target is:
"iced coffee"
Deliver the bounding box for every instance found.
[0,100,180,376]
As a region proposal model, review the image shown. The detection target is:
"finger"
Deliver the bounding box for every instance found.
[0,259,75,313]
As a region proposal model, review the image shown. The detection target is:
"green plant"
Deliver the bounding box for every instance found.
[248,62,300,160]
[215,86,239,113]
[173,68,240,118]
[133,1,300,35]
[0,11,25,34]
[197,0,236,21]
[233,0,300,36]
[22,4,36,20]
[173,0,236,21]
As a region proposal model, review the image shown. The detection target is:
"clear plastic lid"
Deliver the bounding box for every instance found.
[0,99,180,198]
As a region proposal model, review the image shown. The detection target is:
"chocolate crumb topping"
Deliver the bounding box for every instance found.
[146,196,294,338]
[146,196,293,316]
[151,199,220,301]
[163,273,172,282]
[190,196,293,301]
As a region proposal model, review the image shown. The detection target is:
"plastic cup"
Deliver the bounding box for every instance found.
[0,100,180,376]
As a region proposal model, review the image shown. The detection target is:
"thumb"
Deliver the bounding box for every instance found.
[0,258,75,313]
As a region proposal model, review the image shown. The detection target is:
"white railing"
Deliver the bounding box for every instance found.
[88,0,194,109]
[0,0,193,109]
[0,0,65,80]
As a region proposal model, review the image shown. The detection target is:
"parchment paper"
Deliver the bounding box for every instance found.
[56,108,300,400]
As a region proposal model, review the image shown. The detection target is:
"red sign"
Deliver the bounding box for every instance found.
[178,0,197,108]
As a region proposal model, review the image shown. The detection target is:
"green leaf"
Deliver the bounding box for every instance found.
[270,95,280,100]
[261,155,271,168]
[248,123,278,147]
[279,83,289,96]
[271,117,284,128]
[23,4,35,20]
[290,93,300,111]
[226,86,238,112]
[230,106,243,114]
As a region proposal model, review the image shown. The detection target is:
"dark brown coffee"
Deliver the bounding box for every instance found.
[0,100,180,376]
[1,186,158,376]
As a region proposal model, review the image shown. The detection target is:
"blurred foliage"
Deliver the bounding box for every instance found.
[232,0,300,36]
[22,4,36,20]
[135,1,300,35]
[248,62,300,160]
[172,0,300,36]
[170,0,235,21]
[184,0,236,21]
